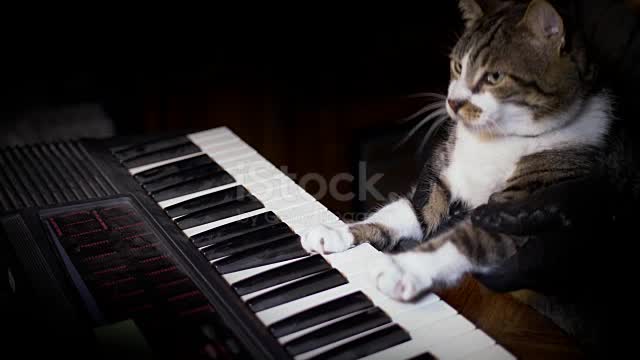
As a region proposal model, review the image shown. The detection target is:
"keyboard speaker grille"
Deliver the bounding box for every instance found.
[0,141,117,212]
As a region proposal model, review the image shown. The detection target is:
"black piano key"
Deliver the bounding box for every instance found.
[151,171,235,202]
[144,164,227,193]
[285,307,392,356]
[214,234,306,274]
[407,353,437,360]
[269,292,374,338]
[202,222,294,261]
[166,185,249,218]
[246,269,348,312]
[176,195,263,229]
[134,154,217,184]
[190,211,282,248]
[123,142,201,169]
[232,254,331,296]
[308,324,411,360]
[115,135,191,161]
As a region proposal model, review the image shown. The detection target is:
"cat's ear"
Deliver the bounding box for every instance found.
[518,0,565,51]
[458,0,504,28]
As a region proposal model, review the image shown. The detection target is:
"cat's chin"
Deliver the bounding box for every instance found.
[459,121,503,139]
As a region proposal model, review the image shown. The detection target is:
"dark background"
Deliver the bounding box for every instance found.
[1,0,638,216]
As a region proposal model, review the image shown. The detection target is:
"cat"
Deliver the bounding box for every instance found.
[300,0,614,305]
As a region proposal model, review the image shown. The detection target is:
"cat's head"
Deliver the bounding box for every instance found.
[447,0,591,138]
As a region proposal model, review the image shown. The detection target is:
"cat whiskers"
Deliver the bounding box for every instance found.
[394,105,448,151]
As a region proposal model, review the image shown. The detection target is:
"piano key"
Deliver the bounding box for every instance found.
[247,269,348,312]
[392,300,458,331]
[187,126,234,142]
[257,284,359,325]
[346,275,440,317]
[129,152,205,175]
[166,185,250,218]
[134,154,217,184]
[232,255,331,296]
[361,315,476,360]
[203,222,295,261]
[223,257,309,284]
[158,182,240,209]
[184,200,319,237]
[429,329,495,360]
[460,344,516,360]
[269,291,373,338]
[144,165,230,193]
[155,156,282,209]
[214,234,307,274]
[176,195,264,230]
[284,307,391,356]
[151,171,235,202]
[123,142,201,169]
[210,147,257,165]
[185,208,271,238]
[299,324,411,360]
[191,211,282,248]
[114,135,192,162]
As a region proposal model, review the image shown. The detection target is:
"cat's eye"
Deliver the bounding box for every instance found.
[451,61,462,76]
[485,72,505,85]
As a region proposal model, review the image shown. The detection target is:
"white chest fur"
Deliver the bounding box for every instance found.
[442,125,524,207]
[442,94,612,208]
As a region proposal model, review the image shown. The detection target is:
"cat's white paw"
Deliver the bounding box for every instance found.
[301,224,354,254]
[371,255,432,302]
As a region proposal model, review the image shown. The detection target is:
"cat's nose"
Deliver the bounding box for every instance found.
[447,99,466,114]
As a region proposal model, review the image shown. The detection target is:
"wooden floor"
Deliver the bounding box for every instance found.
[437,276,585,359]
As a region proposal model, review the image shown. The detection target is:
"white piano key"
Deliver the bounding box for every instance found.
[461,344,516,360]
[184,208,270,237]
[197,136,244,150]
[202,142,255,161]
[158,182,241,208]
[392,300,458,331]
[222,257,312,284]
[220,154,267,172]
[322,243,383,268]
[210,148,258,165]
[361,314,476,360]
[256,284,360,326]
[128,151,204,175]
[430,329,495,360]
[289,218,343,234]
[187,126,233,142]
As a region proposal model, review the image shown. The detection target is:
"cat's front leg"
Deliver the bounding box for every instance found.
[371,217,524,301]
[301,197,422,254]
[372,240,472,301]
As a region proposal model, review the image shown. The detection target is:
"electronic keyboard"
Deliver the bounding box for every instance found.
[0,126,516,359]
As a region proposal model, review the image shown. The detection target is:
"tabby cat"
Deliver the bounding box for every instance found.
[301,0,613,303]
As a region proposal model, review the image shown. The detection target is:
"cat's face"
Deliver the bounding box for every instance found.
[447,0,586,138]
